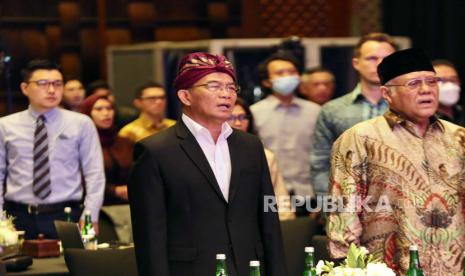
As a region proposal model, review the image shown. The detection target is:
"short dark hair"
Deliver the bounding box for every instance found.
[353,33,398,58]
[64,76,83,84]
[86,80,111,95]
[432,59,457,70]
[302,66,335,81]
[135,81,165,99]
[234,97,257,135]
[257,51,300,94]
[258,52,301,82]
[21,60,62,82]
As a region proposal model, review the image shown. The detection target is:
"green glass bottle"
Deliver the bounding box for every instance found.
[81,210,94,236]
[215,254,228,276]
[249,260,261,276]
[303,246,317,276]
[64,207,72,222]
[407,245,424,276]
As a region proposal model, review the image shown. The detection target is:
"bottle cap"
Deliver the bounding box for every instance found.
[305,246,314,253]
[64,207,71,213]
[409,245,418,251]
[84,210,91,216]
[216,254,226,260]
[250,260,260,267]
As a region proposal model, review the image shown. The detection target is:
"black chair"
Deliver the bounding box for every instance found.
[64,247,138,276]
[98,211,119,243]
[280,217,318,276]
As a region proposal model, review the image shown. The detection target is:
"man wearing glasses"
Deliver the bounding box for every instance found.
[0,60,104,239]
[327,48,465,275]
[129,52,287,276]
[119,81,175,143]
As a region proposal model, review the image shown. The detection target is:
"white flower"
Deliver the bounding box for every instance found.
[316,260,325,275]
[366,263,395,276]
[0,228,18,246]
[332,267,366,276]
[0,212,18,246]
[359,246,369,255]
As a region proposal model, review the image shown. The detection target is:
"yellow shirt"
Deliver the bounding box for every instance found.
[118,115,176,143]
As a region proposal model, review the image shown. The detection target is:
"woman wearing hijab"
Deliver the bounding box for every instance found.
[81,94,133,205]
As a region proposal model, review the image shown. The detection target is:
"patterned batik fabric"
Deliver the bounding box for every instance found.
[327,110,465,275]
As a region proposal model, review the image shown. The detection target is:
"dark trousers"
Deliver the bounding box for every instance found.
[4,201,82,239]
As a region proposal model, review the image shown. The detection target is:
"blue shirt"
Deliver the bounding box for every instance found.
[310,84,388,195]
[251,95,321,197]
[0,107,105,221]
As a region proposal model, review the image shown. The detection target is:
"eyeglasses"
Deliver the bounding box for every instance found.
[384,77,440,91]
[438,77,460,85]
[190,81,240,94]
[227,114,249,122]
[140,95,166,101]
[28,79,64,90]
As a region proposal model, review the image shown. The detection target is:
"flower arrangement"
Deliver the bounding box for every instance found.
[315,243,395,276]
[0,212,18,247]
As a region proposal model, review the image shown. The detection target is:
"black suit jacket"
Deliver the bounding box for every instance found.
[128,121,287,276]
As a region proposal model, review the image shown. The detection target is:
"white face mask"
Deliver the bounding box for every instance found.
[271,75,300,95]
[438,82,461,106]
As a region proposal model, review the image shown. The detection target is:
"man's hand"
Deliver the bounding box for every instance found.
[79,220,100,236]
[115,185,129,201]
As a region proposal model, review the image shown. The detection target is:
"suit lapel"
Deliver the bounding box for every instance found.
[227,131,242,203]
[176,121,228,203]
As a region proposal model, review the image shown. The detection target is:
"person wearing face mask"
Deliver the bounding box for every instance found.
[251,52,321,216]
[432,59,465,126]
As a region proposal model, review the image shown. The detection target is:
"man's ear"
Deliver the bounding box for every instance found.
[380,86,392,104]
[177,89,191,106]
[261,79,272,89]
[20,82,29,97]
[352,57,360,72]
[133,98,142,109]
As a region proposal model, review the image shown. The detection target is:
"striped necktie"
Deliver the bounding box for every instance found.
[33,115,51,199]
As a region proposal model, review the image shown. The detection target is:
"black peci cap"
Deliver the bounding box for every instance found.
[377,48,435,85]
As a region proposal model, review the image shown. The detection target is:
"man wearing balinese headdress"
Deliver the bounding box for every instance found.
[128,52,287,276]
[327,48,465,275]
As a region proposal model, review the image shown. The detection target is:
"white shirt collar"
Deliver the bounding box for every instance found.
[182,113,233,143]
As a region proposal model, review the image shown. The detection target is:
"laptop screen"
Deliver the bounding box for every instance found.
[54,220,85,249]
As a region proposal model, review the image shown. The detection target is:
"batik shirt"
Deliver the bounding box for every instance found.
[327,110,465,275]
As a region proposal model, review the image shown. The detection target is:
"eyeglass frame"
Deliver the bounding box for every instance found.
[190,81,241,94]
[384,76,441,91]
[227,114,250,122]
[27,79,64,90]
[139,95,167,101]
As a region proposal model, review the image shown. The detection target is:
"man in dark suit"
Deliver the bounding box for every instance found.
[128,52,287,276]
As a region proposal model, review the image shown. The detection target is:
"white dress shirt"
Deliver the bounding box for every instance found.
[182,113,232,201]
[0,107,105,221]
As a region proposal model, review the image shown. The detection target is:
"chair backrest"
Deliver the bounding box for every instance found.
[280,217,318,276]
[64,248,138,276]
[98,211,119,243]
[99,205,133,243]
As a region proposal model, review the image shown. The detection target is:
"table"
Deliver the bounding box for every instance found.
[8,256,68,276]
